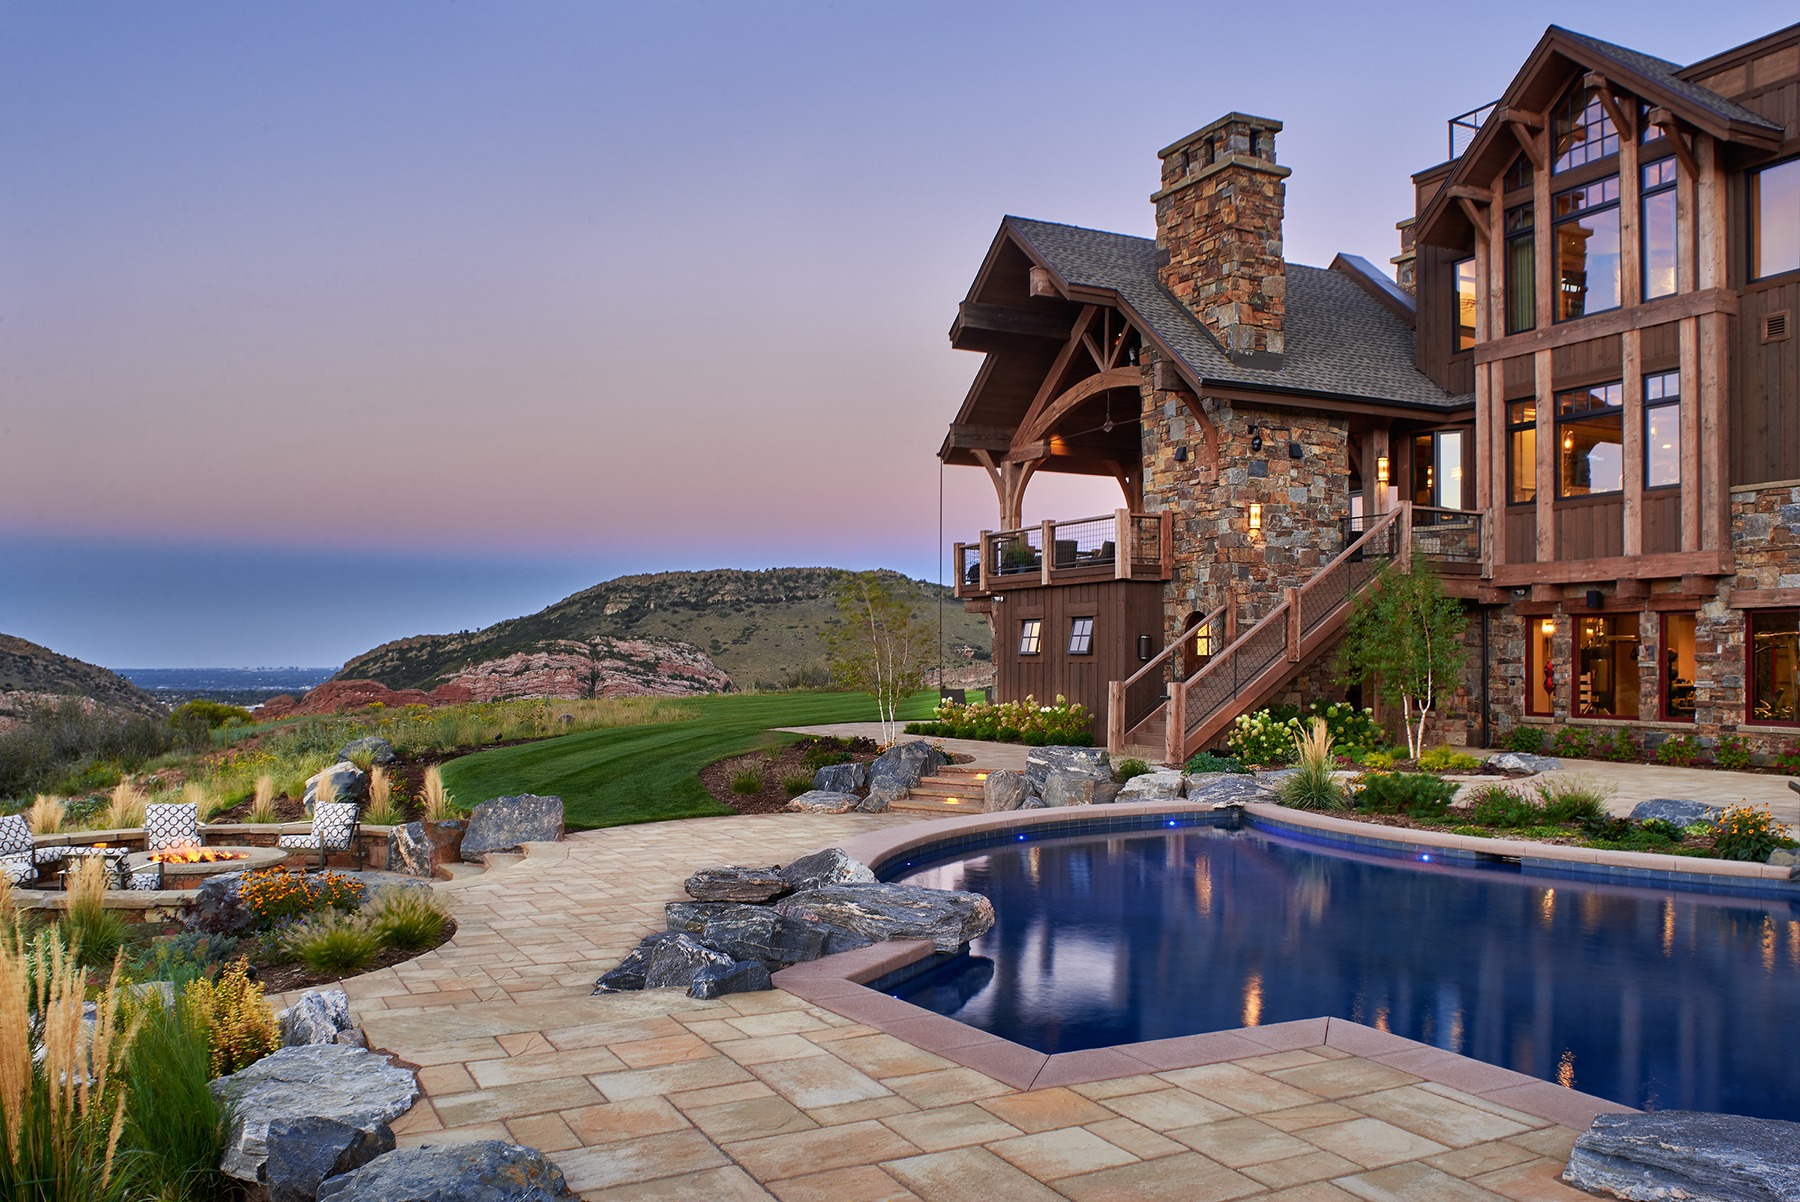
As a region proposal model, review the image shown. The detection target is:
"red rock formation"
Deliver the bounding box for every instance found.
[256,679,473,718]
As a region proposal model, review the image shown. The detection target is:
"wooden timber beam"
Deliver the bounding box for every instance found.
[1497,106,1546,173]
[1647,107,1697,178]
[949,301,1074,351]
[1583,73,1636,142]
[1028,266,1060,298]
[1017,366,1143,447]
[942,423,1015,453]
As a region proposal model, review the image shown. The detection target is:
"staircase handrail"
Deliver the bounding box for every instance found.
[1121,602,1225,691]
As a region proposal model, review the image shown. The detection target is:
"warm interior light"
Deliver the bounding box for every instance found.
[1376,455,1389,484]
[1541,619,1555,635]
[1564,433,1574,450]
[1248,503,1262,530]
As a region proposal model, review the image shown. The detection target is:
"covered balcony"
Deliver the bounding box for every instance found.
[953,510,1172,598]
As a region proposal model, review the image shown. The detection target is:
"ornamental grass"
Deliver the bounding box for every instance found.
[26,794,65,836]
[363,766,400,826]
[366,885,450,951]
[279,910,382,976]
[422,765,455,822]
[247,774,279,825]
[102,781,146,831]
[1277,718,1347,811]
[63,857,127,971]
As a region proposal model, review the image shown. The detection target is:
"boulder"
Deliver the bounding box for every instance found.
[304,762,369,808]
[336,736,398,766]
[425,819,466,865]
[856,790,895,814]
[460,795,563,864]
[688,960,772,1000]
[982,770,1031,813]
[665,902,737,933]
[1562,1111,1800,1201]
[189,870,256,936]
[683,865,789,903]
[314,1141,572,1201]
[1092,781,1124,806]
[642,934,735,990]
[1041,771,1098,808]
[866,740,947,808]
[334,1028,370,1049]
[775,883,995,953]
[1024,746,1110,791]
[699,906,827,967]
[1630,798,1722,827]
[264,1115,394,1202]
[211,1044,419,1183]
[813,762,868,794]
[278,989,353,1047]
[387,823,437,878]
[1488,751,1563,776]
[592,932,680,993]
[786,791,861,814]
[1117,771,1185,801]
[1184,774,1276,807]
[778,847,876,892]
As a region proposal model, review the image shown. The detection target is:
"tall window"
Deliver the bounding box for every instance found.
[1751,159,1800,280]
[1644,370,1681,488]
[1576,615,1639,719]
[1557,382,1624,497]
[1413,430,1466,510]
[1067,617,1094,656]
[1504,153,1534,193]
[1553,87,1618,173]
[1454,258,1477,350]
[1749,610,1799,723]
[1507,400,1537,504]
[1661,613,1696,722]
[1641,157,1678,300]
[1505,206,1535,334]
[1528,616,1556,716]
[1018,619,1042,656]
[1555,176,1622,319]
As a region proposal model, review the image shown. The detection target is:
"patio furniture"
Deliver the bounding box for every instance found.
[0,814,41,887]
[144,802,201,852]
[277,803,363,869]
[56,844,133,889]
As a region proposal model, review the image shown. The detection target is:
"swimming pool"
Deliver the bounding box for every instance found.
[886,820,1800,1120]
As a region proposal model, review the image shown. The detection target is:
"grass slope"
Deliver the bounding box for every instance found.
[438,691,937,830]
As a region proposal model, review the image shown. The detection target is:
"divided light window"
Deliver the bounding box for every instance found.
[1749,610,1799,723]
[1554,176,1621,320]
[1662,612,1696,722]
[1577,615,1639,719]
[1454,258,1477,350]
[1067,617,1094,656]
[1507,400,1537,504]
[1644,370,1681,488]
[1553,86,1618,173]
[1751,159,1800,280]
[1557,382,1624,497]
[1505,206,1535,334]
[1018,619,1042,656]
[1642,157,1678,300]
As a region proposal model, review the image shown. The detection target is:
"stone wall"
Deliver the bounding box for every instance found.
[1731,483,1800,590]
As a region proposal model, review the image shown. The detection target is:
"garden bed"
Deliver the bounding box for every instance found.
[252,917,456,993]
[702,736,882,813]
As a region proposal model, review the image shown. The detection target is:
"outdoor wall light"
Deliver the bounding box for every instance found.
[1249,425,1263,453]
[1137,634,1153,661]
[1541,618,1555,635]
[1175,445,1188,463]
[1248,503,1262,531]
[1586,589,1603,609]
[1376,455,1390,484]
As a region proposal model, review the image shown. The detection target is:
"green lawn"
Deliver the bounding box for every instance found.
[438,691,936,830]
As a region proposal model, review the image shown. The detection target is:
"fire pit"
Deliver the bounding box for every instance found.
[126,845,288,889]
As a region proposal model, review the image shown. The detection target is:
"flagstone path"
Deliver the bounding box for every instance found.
[280,814,1596,1201]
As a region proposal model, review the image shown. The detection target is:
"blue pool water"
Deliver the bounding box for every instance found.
[888,823,1800,1119]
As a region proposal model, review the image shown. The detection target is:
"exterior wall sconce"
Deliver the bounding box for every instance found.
[1249,425,1263,453]
[1175,445,1188,462]
[1540,618,1555,635]
[1376,456,1390,485]
[1248,503,1262,531]
[1137,634,1152,661]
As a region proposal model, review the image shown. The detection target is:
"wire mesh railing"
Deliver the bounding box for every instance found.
[956,544,982,592]
[1411,507,1483,565]
[1300,518,1398,636]
[1184,611,1288,740]
[1130,516,1164,572]
[1119,608,1225,736]
[1048,516,1117,570]
[988,528,1043,578]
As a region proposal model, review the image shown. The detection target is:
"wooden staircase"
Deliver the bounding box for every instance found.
[890,765,990,815]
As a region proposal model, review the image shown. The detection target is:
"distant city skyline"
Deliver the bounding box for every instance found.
[4,1,1791,666]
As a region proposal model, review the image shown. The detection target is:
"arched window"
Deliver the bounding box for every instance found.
[1552,86,1618,173]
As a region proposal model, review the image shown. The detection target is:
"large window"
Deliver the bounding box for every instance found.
[1555,176,1622,320]
[1528,616,1556,716]
[1641,157,1678,300]
[1507,400,1537,504]
[1505,206,1535,334]
[1553,87,1618,173]
[1751,159,1800,280]
[1749,610,1799,723]
[1661,613,1696,722]
[1577,615,1639,719]
[1067,616,1094,656]
[1454,258,1477,350]
[1557,382,1624,497]
[1018,619,1042,656]
[1413,430,1466,510]
[1644,370,1681,489]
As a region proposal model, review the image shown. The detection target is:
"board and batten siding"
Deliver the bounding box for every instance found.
[990,581,1164,733]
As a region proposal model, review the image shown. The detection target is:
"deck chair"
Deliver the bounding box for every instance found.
[143,802,200,852]
[277,802,362,869]
[0,814,40,887]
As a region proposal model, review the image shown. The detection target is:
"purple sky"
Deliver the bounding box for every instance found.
[3,1,1791,666]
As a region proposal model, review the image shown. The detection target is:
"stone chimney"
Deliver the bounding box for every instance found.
[1153,113,1290,367]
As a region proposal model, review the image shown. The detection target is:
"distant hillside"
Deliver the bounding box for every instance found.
[0,634,164,721]
[336,567,992,693]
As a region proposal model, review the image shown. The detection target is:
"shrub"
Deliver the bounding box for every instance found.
[1640,818,1686,842]
[1184,751,1247,774]
[62,856,127,970]
[184,959,279,1076]
[1654,734,1703,767]
[238,867,363,925]
[1356,772,1457,820]
[780,773,814,797]
[1579,813,1634,841]
[1776,740,1800,774]
[0,695,184,802]
[1465,783,1543,828]
[1549,727,1592,760]
[279,910,383,976]
[1227,710,1297,767]
[730,767,764,795]
[136,931,241,982]
[1535,776,1611,825]
[1710,804,1792,863]
[367,885,451,951]
[1715,735,1752,771]
[102,780,146,830]
[1278,719,1347,811]
[1113,759,1151,784]
[906,695,1093,745]
[120,983,229,1202]
[1357,749,1397,771]
[1503,726,1546,754]
[1417,746,1480,773]
[168,699,253,738]
[248,774,279,824]
[1600,728,1639,763]
[801,739,853,771]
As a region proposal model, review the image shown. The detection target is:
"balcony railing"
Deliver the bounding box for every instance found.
[1448,101,1497,159]
[953,510,1172,598]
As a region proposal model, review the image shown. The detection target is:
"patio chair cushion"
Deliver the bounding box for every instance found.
[0,853,34,886]
[143,803,200,852]
[277,833,323,850]
[313,803,359,851]
[0,814,33,859]
[126,870,162,891]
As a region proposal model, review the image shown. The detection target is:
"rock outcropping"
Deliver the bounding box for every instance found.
[211,1045,419,1184]
[1562,1111,1800,1201]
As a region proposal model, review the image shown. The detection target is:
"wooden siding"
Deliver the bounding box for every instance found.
[990,581,1165,731]
[1643,491,1682,554]
[1550,335,1623,387]
[1505,507,1538,563]
[1641,321,1680,369]
[1416,243,1476,396]
[1555,497,1625,560]
[1733,278,1800,485]
[1503,355,1535,399]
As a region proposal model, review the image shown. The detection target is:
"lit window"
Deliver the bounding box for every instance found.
[1661,613,1696,722]
[1018,619,1042,656]
[1556,383,1623,497]
[1577,615,1639,719]
[1505,205,1535,334]
[1553,86,1618,173]
[1641,157,1678,300]
[1507,400,1537,504]
[1454,258,1477,350]
[1750,610,1799,723]
[1751,159,1800,280]
[1528,616,1556,716]
[1068,617,1094,655]
[1644,371,1680,488]
[1554,176,1621,320]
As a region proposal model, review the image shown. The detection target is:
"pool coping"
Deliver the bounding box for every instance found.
[769,799,1797,1129]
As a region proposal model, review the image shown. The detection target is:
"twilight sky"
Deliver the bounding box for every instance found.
[2,1,1791,667]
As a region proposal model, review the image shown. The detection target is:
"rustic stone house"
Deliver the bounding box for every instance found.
[943,21,1800,764]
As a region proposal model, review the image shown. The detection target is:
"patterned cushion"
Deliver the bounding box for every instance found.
[277,834,322,850]
[313,803,359,851]
[0,814,32,858]
[143,803,200,853]
[0,853,34,886]
[126,871,162,891]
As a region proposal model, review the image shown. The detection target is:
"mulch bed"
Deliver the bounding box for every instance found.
[250,919,459,994]
[701,738,881,815]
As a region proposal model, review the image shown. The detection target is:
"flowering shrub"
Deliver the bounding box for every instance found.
[1226,710,1296,766]
[1183,751,1247,774]
[1714,735,1752,771]
[1549,727,1592,760]
[238,866,362,924]
[1226,702,1386,766]
[1601,728,1638,763]
[1710,804,1793,862]
[904,695,1092,746]
[1654,733,1703,767]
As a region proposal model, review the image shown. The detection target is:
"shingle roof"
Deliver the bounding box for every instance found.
[1554,27,1782,134]
[1006,217,1466,410]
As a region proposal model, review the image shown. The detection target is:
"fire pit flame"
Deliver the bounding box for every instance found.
[148,845,251,865]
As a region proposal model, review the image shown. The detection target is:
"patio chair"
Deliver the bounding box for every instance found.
[143,802,200,852]
[277,802,363,869]
[0,814,41,887]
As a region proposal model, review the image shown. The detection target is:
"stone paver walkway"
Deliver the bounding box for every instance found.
[289,813,1596,1201]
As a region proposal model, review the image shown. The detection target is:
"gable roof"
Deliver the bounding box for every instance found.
[1555,27,1779,135]
[1005,217,1465,411]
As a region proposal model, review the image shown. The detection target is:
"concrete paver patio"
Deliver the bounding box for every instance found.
[283,812,1601,1201]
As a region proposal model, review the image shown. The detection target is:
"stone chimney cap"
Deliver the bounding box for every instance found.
[1157,113,1284,160]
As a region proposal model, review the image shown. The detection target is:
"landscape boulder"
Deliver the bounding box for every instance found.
[211,1044,419,1184]
[866,740,947,808]
[426,818,466,865]
[1488,751,1563,776]
[775,882,995,953]
[1040,771,1098,808]
[592,932,680,993]
[1024,746,1110,792]
[278,988,353,1047]
[264,1115,394,1202]
[699,905,827,968]
[336,736,398,766]
[1630,798,1722,827]
[1117,770,1185,801]
[642,933,735,990]
[786,790,861,815]
[460,795,564,864]
[189,871,256,936]
[778,847,876,892]
[387,823,437,878]
[1092,781,1124,805]
[304,762,369,808]
[982,769,1031,812]
[665,902,737,933]
[812,762,868,794]
[314,1140,573,1201]
[1184,774,1276,807]
[688,960,773,1000]
[683,865,789,903]
[1562,1111,1800,1201]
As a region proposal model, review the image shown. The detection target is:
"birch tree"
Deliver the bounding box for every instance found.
[825,571,932,744]
[1334,560,1468,759]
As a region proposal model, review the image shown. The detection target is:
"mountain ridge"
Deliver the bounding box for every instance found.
[0,634,165,722]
